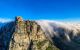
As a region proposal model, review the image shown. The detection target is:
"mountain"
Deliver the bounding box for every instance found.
[0,22,6,28]
[0,16,80,50]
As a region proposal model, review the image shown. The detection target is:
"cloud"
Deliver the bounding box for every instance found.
[0,18,13,23]
[36,20,80,42]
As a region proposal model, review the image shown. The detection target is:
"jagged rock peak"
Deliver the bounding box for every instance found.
[15,16,23,22]
[9,17,60,50]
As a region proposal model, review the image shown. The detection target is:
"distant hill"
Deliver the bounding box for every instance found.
[0,22,6,28]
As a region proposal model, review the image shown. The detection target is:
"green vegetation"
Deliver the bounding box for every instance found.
[46,45,53,50]
[37,40,47,49]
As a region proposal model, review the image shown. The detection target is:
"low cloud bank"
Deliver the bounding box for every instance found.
[0,18,12,23]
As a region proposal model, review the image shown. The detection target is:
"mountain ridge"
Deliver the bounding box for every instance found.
[0,17,80,50]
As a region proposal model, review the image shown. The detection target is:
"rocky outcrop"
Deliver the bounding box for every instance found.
[3,16,59,50]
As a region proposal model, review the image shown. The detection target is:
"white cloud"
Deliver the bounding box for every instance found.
[0,18,12,23]
[36,20,80,42]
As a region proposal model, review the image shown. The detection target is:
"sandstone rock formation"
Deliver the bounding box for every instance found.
[0,16,59,50]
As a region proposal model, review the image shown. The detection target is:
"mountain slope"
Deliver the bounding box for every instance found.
[0,22,6,28]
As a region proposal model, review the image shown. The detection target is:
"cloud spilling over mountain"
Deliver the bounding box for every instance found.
[36,20,80,50]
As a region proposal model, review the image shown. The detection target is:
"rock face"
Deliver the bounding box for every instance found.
[8,17,59,50]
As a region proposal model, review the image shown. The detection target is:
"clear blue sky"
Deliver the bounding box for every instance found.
[0,0,80,21]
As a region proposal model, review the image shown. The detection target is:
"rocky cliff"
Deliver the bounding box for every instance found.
[0,17,60,50]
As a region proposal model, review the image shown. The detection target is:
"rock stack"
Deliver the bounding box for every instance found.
[9,16,60,50]
[0,16,60,50]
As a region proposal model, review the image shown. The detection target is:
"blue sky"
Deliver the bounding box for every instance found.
[0,0,80,22]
